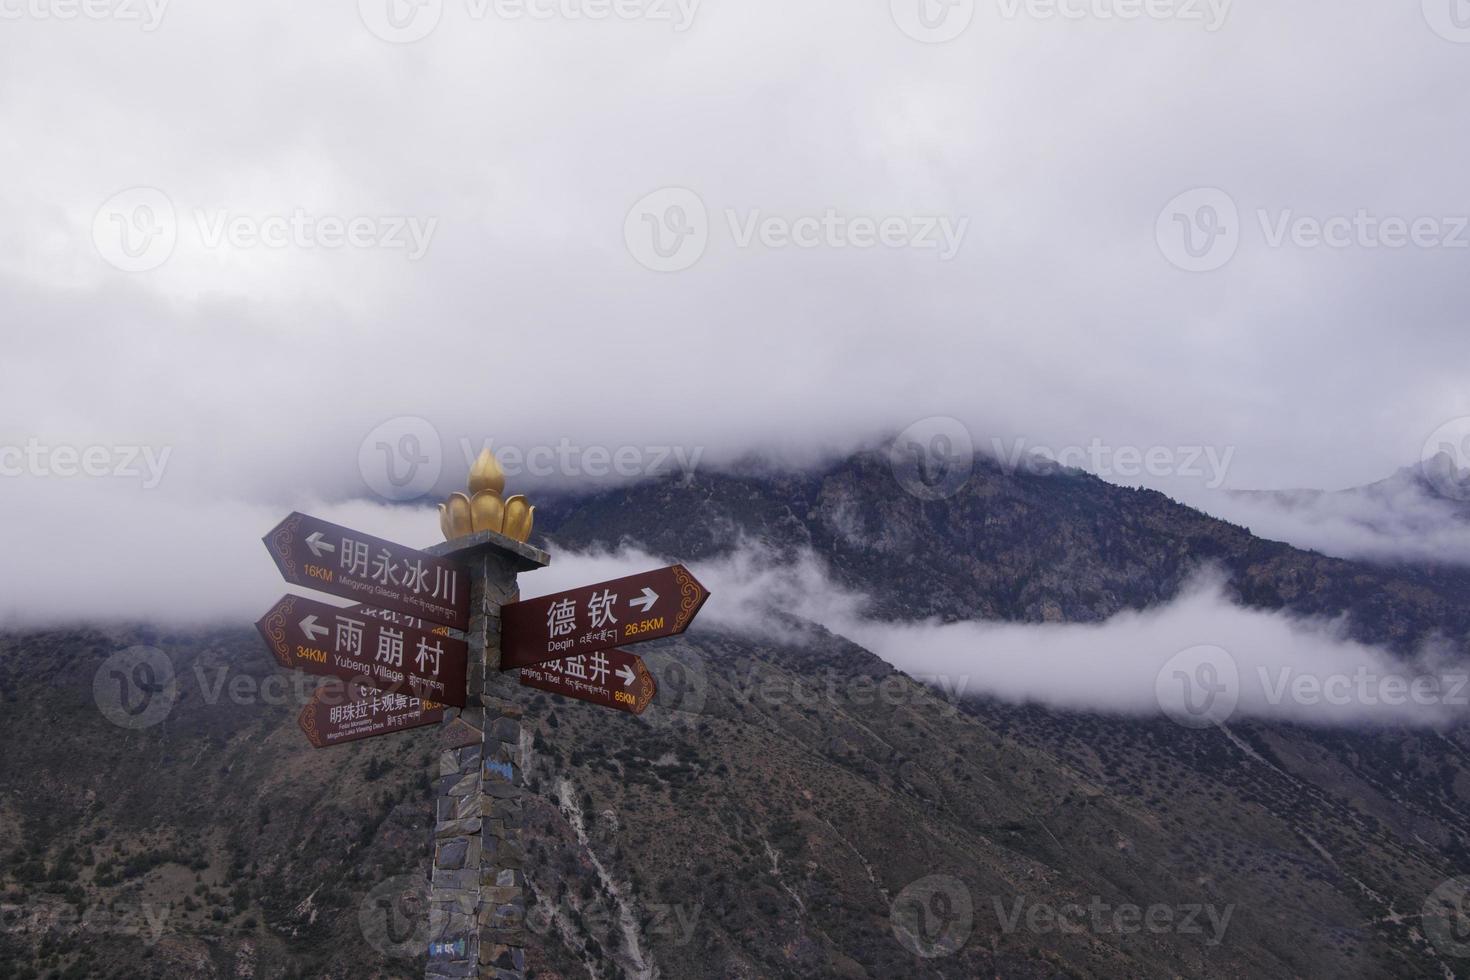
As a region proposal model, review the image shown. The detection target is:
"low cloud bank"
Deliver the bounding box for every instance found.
[530,545,1469,729]
[1180,474,1470,568]
[5,491,1464,729]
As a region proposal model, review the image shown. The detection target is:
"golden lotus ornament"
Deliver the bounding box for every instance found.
[439,448,535,543]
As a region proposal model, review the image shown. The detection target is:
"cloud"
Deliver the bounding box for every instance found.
[555,545,1470,729]
[1178,468,1470,567]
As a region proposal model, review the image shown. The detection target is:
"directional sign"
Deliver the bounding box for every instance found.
[263,512,469,630]
[256,594,469,708]
[501,564,709,670]
[519,649,657,716]
[297,682,445,749]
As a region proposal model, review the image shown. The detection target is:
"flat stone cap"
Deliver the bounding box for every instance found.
[426,530,550,572]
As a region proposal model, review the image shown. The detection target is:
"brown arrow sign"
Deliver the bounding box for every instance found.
[263,512,469,630]
[519,648,657,716]
[501,564,710,670]
[298,681,446,749]
[256,594,469,708]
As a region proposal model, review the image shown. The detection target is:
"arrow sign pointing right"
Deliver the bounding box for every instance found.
[519,648,657,716]
[501,564,709,670]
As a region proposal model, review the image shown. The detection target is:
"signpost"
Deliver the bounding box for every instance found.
[519,649,657,716]
[256,594,469,708]
[500,564,709,670]
[297,682,446,749]
[263,512,470,630]
[258,448,713,980]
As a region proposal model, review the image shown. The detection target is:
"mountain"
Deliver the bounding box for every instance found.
[1203,453,1470,568]
[2,451,1469,979]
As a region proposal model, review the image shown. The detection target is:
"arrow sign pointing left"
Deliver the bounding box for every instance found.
[256,594,469,707]
[263,512,470,630]
[299,615,329,641]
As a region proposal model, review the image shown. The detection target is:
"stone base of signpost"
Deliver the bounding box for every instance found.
[424,531,549,980]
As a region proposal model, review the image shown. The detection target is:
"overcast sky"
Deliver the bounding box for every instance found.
[3,1,1470,620]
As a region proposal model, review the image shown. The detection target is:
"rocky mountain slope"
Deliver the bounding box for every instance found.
[2,453,1468,979]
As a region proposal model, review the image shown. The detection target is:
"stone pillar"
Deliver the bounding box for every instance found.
[423,530,549,980]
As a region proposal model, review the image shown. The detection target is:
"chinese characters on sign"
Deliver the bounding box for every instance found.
[298,682,445,749]
[501,565,710,669]
[519,648,657,716]
[263,512,470,630]
[256,594,469,708]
